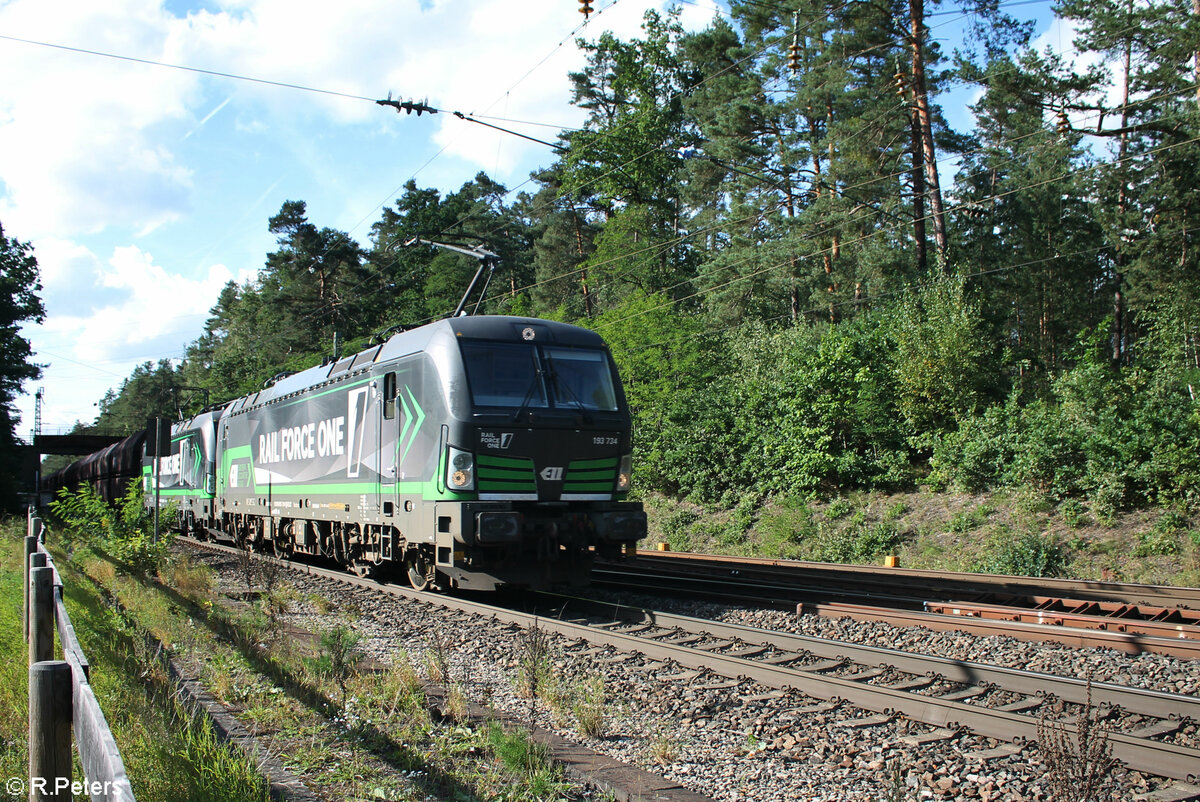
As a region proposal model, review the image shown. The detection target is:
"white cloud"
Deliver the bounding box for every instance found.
[0,0,199,239]
[1,0,711,240]
[18,242,254,432]
[34,238,131,318]
[3,0,717,435]
[42,243,247,362]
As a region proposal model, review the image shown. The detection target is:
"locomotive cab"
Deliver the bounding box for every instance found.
[424,318,645,589]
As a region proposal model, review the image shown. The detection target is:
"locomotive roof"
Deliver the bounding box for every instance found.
[231,316,608,412]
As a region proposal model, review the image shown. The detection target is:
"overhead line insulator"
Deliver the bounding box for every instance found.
[578,0,593,18]
[375,97,438,116]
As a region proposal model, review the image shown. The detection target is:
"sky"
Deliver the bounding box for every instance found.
[1,0,1064,440]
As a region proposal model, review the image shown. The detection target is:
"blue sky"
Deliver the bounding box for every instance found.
[1,0,1066,437]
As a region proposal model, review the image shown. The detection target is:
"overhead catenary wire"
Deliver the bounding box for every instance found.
[482,58,1200,322]
[396,0,1045,282]
[24,0,1189,426]
[162,15,1200,367]
[44,121,1199,429]
[259,0,840,334]
[168,0,957,334]
[130,96,1200,392]
[591,131,1200,333]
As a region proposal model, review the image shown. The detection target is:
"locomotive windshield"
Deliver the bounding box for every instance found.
[544,347,618,411]
[461,342,619,412]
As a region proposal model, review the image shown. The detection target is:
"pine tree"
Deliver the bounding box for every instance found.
[0,221,44,510]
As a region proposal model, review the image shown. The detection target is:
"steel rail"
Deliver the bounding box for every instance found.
[623,551,1200,609]
[181,540,1200,783]
[597,559,1200,658]
[537,594,1200,722]
[924,599,1200,641]
[801,601,1200,660]
[590,564,1200,657]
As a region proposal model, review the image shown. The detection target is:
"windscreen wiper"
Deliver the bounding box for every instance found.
[547,362,592,424]
[512,367,545,423]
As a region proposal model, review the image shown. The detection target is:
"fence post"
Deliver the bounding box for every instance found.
[25,551,46,643]
[28,660,72,801]
[23,535,36,640]
[29,565,54,666]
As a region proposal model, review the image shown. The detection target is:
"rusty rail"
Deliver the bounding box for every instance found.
[622,550,1200,609]
[599,553,1200,658]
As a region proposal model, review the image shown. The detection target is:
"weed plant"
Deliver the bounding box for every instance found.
[303,624,362,711]
[485,723,570,798]
[424,629,454,686]
[974,529,1068,577]
[1036,679,1118,801]
[648,719,680,764]
[0,524,28,785]
[43,515,591,801]
[515,623,552,701]
[571,675,607,738]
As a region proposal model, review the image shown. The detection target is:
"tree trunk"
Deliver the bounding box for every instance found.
[909,97,928,274]
[1113,12,1132,364]
[827,94,841,279]
[568,208,592,316]
[1195,0,1200,106]
[909,0,947,266]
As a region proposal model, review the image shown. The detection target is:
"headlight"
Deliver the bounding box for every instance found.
[447,447,475,490]
[616,453,632,493]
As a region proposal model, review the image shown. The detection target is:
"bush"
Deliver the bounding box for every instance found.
[932,330,1200,508]
[948,504,994,534]
[890,271,997,433]
[756,495,818,557]
[643,315,912,504]
[974,530,1067,577]
[50,484,173,575]
[1132,512,1187,557]
[811,521,903,564]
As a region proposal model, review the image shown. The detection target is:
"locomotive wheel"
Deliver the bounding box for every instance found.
[273,533,293,560]
[406,552,434,591]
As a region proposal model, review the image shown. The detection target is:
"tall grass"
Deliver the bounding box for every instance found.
[0,518,269,801]
[0,522,28,786]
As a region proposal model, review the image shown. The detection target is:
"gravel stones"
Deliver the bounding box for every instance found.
[190,546,1193,801]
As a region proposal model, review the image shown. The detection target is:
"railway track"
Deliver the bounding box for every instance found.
[595,551,1200,659]
[538,592,1200,783]
[181,538,1200,794]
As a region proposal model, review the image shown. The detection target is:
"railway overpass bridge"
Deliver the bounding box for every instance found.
[19,433,128,504]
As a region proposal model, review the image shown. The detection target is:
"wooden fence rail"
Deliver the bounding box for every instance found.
[23,509,134,802]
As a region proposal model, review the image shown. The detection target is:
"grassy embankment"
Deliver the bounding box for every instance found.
[645,489,1200,586]
[4,511,588,801]
[0,516,268,800]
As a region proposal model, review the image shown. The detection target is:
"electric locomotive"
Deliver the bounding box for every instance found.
[143,407,223,538]
[145,315,646,590]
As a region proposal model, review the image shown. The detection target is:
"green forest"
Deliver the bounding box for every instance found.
[73,1,1200,533]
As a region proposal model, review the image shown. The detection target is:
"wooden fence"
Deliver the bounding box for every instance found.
[23,510,134,802]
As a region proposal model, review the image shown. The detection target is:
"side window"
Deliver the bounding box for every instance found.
[383,372,397,420]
